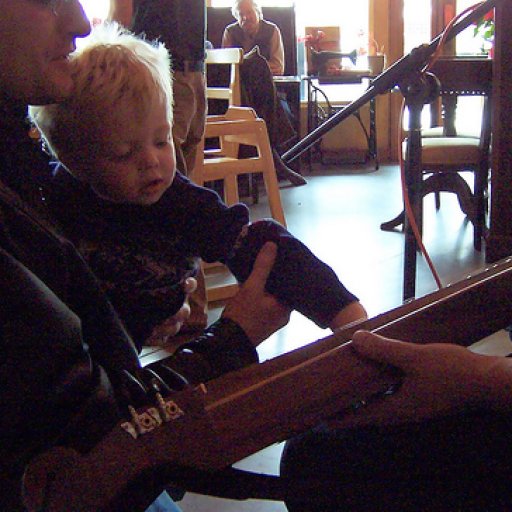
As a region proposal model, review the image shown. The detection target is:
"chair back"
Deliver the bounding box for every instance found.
[427,57,492,141]
[429,57,492,95]
[405,57,493,252]
[205,47,244,109]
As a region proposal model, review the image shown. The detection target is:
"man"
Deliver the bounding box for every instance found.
[11,9,510,512]
[222,0,307,187]
[109,0,206,178]
[0,2,290,509]
[222,0,285,76]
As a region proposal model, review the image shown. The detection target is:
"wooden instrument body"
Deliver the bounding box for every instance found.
[23,258,512,511]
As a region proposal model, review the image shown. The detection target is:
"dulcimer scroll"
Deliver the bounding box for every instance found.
[23,258,512,511]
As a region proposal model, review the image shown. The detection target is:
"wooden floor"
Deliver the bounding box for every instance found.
[178,161,511,511]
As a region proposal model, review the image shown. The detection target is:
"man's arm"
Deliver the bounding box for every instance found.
[268,25,285,75]
[332,331,512,428]
[221,28,232,48]
[108,0,134,27]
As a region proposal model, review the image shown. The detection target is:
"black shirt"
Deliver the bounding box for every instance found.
[131,0,206,62]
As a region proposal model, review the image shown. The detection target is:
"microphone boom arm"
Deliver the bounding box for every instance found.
[282,0,498,164]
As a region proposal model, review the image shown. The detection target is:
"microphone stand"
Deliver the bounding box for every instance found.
[283,0,498,300]
[283,0,497,165]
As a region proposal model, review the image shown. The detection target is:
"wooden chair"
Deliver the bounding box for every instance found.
[200,49,285,221]
[193,107,286,302]
[192,50,287,303]
[382,58,492,251]
[204,47,244,111]
[194,106,285,223]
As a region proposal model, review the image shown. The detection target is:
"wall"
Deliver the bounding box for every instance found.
[299,96,384,165]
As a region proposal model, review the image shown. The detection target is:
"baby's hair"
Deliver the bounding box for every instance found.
[29,22,173,167]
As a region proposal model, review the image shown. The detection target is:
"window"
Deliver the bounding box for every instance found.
[403,0,431,53]
[79,0,108,23]
[80,1,370,62]
[403,0,491,56]
[80,1,370,100]
[456,0,491,55]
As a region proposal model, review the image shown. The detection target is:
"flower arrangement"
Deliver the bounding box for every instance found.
[473,8,494,55]
[301,29,325,53]
[366,35,386,75]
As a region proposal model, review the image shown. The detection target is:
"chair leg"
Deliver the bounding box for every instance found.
[224,174,240,205]
[257,125,287,227]
[250,173,260,204]
[435,191,441,210]
[422,173,475,221]
[380,210,405,232]
[381,173,475,235]
[473,164,489,251]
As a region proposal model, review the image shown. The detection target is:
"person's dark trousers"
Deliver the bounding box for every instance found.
[280,410,512,511]
[240,50,306,187]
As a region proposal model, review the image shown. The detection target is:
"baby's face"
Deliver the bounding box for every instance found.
[86,96,176,205]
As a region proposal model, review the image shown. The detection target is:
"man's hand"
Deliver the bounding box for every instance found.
[222,242,291,346]
[330,330,509,428]
[145,277,198,346]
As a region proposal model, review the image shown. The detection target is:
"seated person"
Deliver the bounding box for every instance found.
[30,23,367,352]
[222,0,284,76]
[221,0,305,186]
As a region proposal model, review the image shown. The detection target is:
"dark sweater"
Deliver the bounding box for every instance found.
[49,168,359,348]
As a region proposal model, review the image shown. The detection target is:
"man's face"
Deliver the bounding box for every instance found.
[237,0,260,37]
[0,0,90,105]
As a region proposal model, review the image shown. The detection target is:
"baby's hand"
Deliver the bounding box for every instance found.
[146,277,197,346]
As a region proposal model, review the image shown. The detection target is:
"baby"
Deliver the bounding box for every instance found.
[29,23,366,350]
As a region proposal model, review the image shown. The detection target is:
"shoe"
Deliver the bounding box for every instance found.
[272,149,307,187]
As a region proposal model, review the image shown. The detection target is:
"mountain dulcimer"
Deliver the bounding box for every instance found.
[23,257,512,511]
